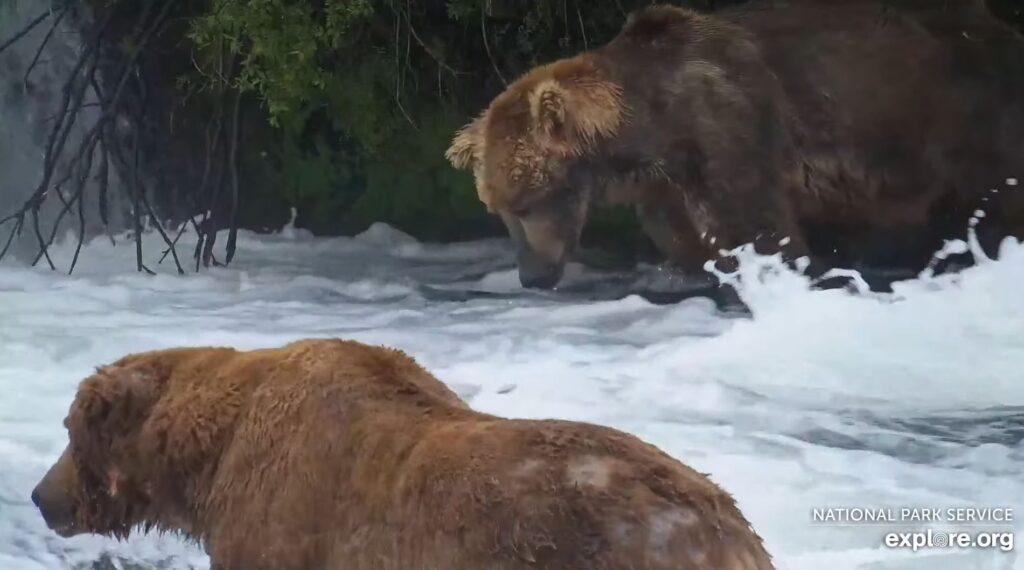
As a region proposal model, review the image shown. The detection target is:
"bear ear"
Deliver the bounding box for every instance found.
[534,83,568,140]
[68,365,158,459]
[445,115,485,170]
[529,77,625,155]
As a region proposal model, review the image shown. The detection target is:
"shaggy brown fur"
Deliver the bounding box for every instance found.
[447,0,1024,289]
[32,339,775,570]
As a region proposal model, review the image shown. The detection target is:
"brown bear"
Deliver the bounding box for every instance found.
[31,338,775,570]
[446,0,1024,289]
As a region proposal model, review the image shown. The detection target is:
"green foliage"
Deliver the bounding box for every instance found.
[277,117,361,231]
[188,0,376,123]
[344,112,491,240]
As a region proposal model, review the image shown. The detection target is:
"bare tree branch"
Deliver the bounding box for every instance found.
[225,86,242,265]
[0,0,178,273]
[23,3,71,87]
[0,9,51,56]
[480,7,506,86]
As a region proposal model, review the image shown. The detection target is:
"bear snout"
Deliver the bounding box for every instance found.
[518,257,565,289]
[32,483,77,536]
[32,448,82,537]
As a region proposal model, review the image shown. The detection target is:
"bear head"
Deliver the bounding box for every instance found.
[31,362,164,539]
[31,351,236,540]
[446,55,627,288]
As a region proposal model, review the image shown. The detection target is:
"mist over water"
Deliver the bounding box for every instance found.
[0,221,1021,570]
[0,1,124,264]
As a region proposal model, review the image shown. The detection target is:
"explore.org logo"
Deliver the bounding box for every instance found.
[810,505,1016,553]
[883,529,1014,553]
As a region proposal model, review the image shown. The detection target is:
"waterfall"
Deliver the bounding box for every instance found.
[0,0,127,267]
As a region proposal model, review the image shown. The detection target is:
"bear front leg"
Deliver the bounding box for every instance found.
[636,200,714,276]
[977,179,1024,259]
[667,63,821,280]
[678,181,852,290]
[673,156,812,276]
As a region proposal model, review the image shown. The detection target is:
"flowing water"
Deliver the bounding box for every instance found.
[0,221,1022,570]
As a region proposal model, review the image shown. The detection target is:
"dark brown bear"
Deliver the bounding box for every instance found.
[446,0,1024,289]
[32,339,775,570]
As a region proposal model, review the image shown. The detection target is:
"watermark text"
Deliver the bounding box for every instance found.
[884,529,1014,552]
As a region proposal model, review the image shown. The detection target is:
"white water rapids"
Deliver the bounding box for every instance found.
[0,221,1021,570]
